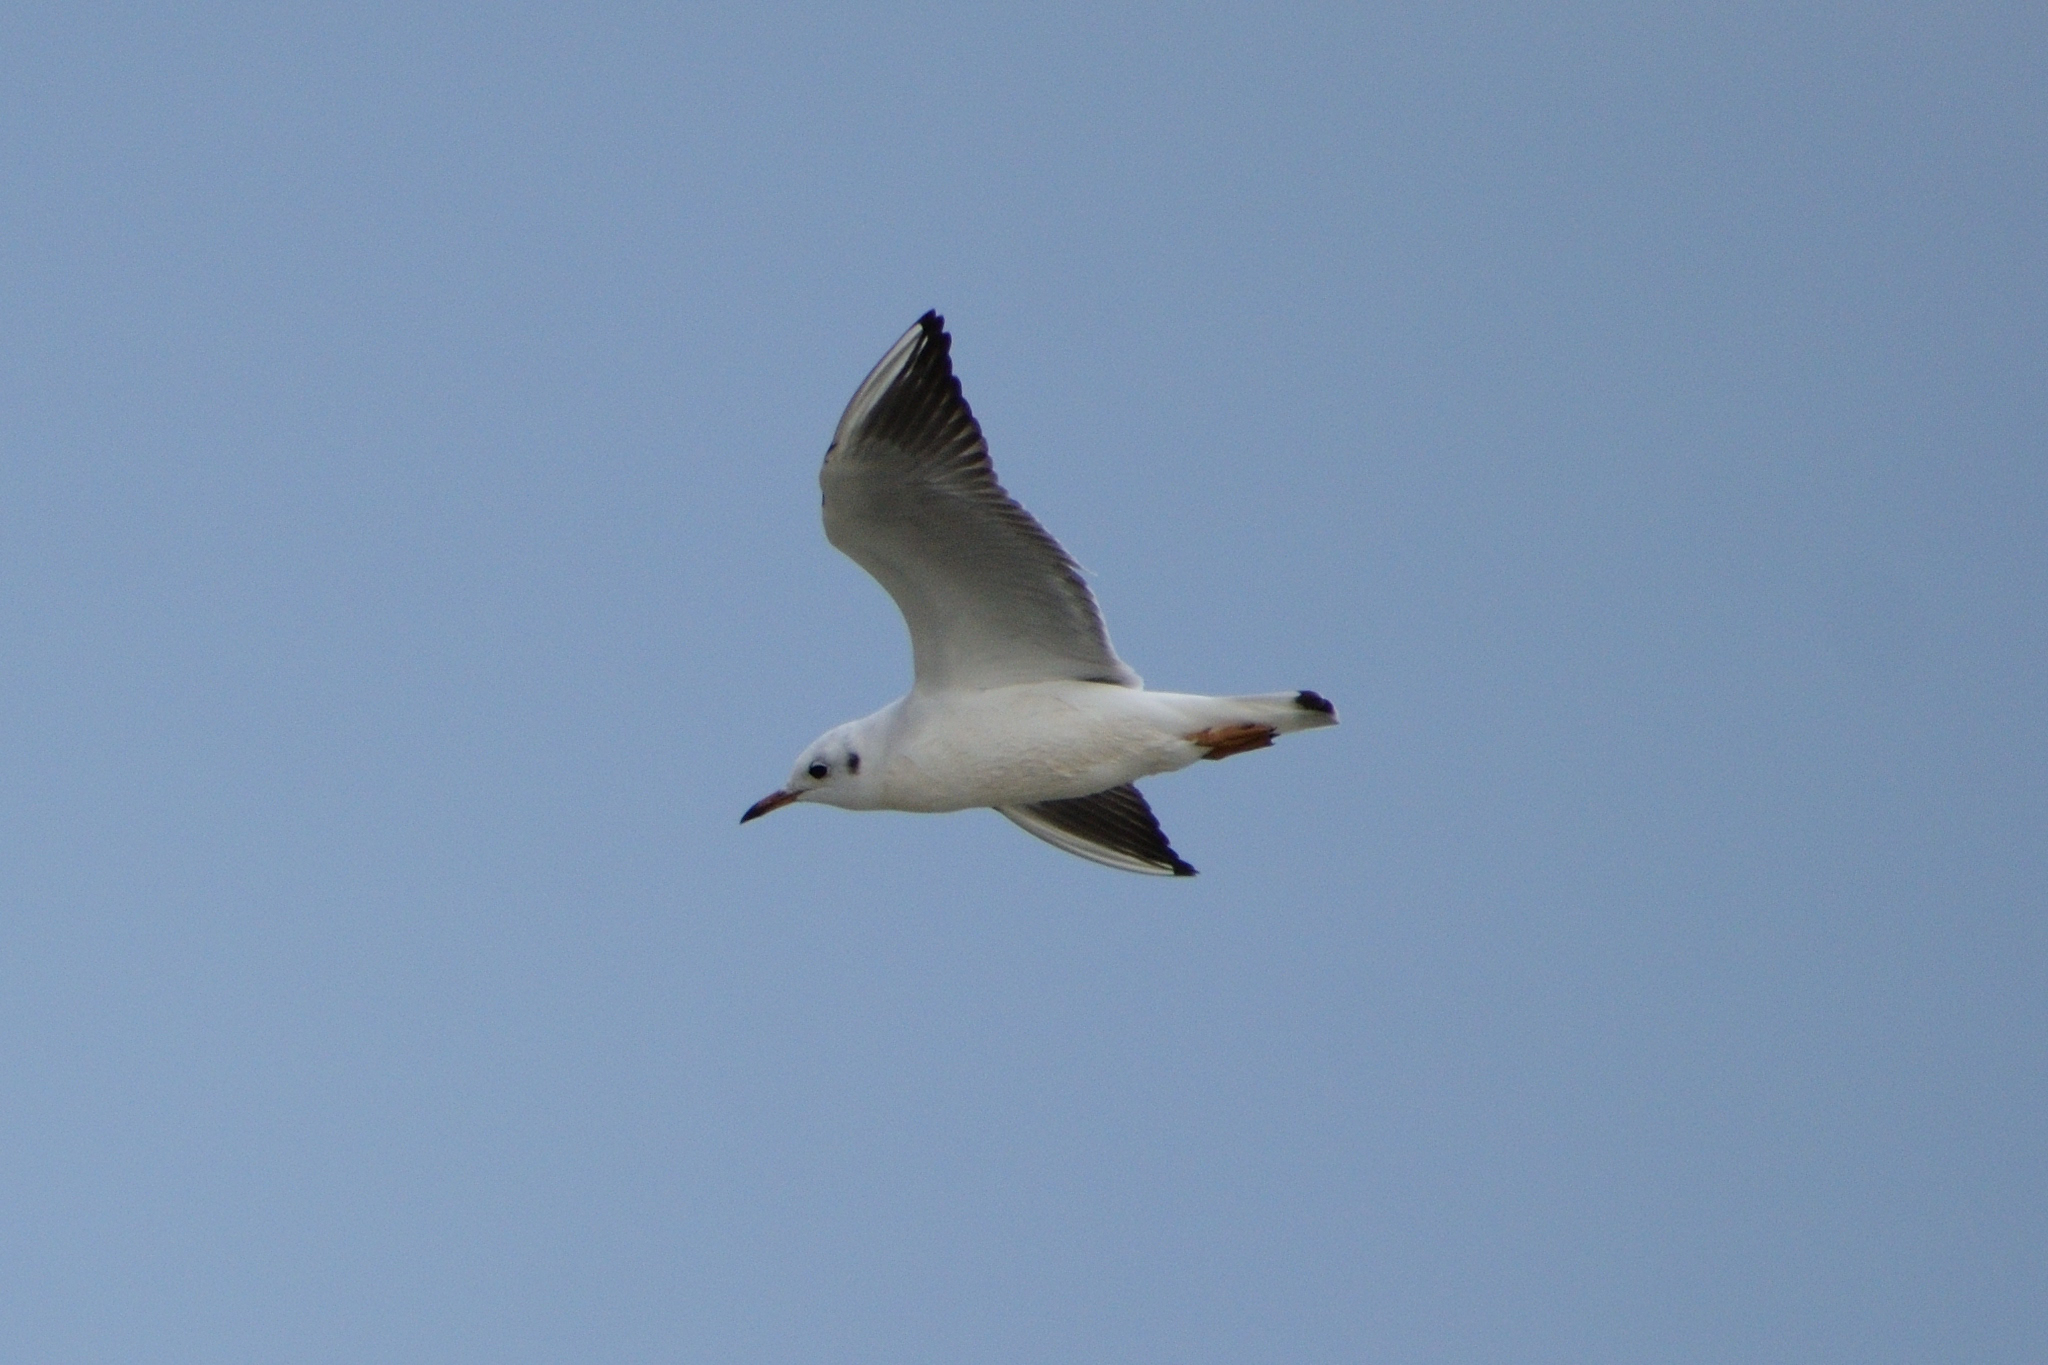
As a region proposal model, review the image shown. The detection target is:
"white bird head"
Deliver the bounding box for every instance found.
[741,721,880,822]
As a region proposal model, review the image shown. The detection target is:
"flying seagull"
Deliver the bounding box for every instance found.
[742,312,1337,875]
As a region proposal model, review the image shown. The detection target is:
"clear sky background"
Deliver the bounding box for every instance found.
[3,5,2042,1361]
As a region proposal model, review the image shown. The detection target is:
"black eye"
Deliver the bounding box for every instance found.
[846,752,860,774]
[808,761,829,780]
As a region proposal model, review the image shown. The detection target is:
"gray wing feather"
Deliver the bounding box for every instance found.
[821,313,1140,691]
[998,784,1196,877]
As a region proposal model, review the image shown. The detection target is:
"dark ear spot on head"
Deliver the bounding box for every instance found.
[846,752,860,774]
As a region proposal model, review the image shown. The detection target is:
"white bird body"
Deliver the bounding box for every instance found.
[743,312,1337,875]
[809,684,1335,815]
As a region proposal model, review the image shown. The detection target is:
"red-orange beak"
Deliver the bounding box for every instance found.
[740,788,801,823]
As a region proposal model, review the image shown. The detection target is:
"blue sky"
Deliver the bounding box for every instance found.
[3,4,2043,1361]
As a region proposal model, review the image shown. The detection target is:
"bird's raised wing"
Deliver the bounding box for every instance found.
[820,313,1140,692]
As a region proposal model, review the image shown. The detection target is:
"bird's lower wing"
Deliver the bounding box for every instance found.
[997,784,1195,877]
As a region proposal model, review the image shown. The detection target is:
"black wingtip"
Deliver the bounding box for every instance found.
[1170,857,1198,877]
[1295,689,1336,715]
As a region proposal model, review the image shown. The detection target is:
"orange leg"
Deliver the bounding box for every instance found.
[1185,722,1278,760]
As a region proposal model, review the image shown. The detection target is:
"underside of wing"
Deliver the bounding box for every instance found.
[820,312,1140,692]
[998,784,1196,877]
